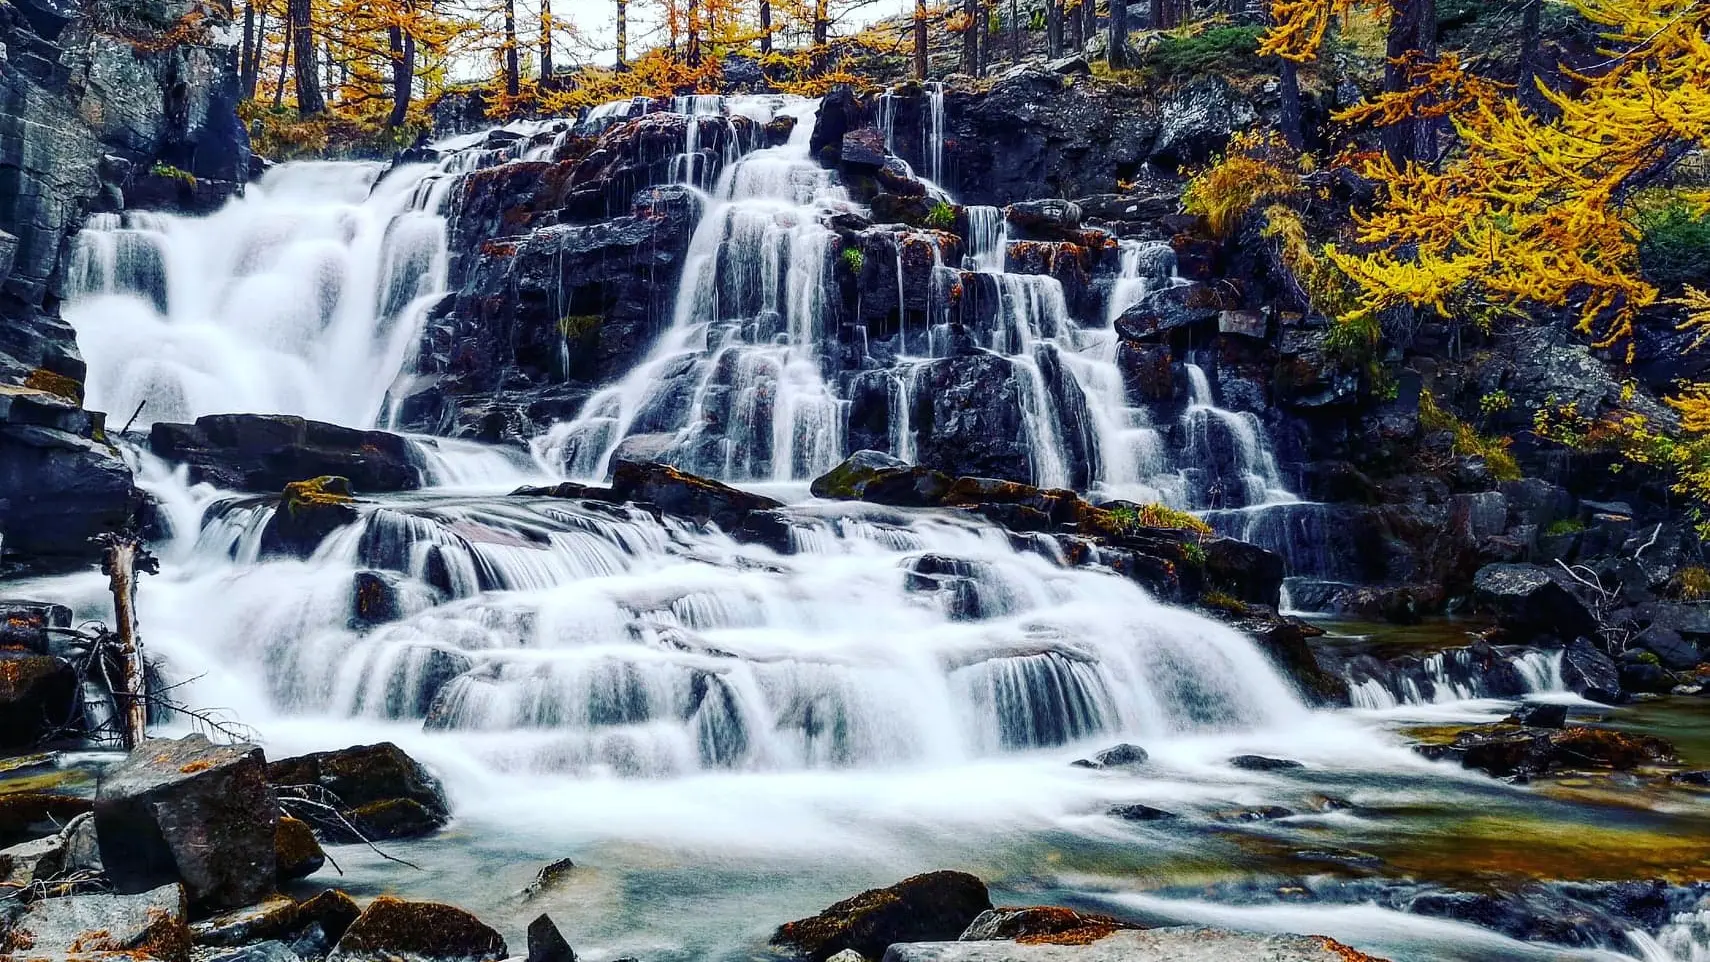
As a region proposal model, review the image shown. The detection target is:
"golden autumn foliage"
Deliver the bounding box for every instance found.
[1182,130,1306,237]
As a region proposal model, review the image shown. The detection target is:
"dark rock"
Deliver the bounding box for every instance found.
[1005,199,1083,239]
[908,354,1037,484]
[1226,612,1343,706]
[1506,703,1569,729]
[0,425,144,574]
[5,883,190,962]
[1422,724,1678,779]
[772,871,993,962]
[958,907,1133,943]
[192,894,301,947]
[840,128,888,170]
[1114,282,1223,343]
[0,600,72,653]
[810,84,869,164]
[275,816,325,881]
[1151,75,1259,168]
[810,451,954,506]
[1472,564,1600,642]
[1214,805,1294,822]
[1201,537,1285,608]
[0,650,77,749]
[296,889,363,946]
[528,913,576,962]
[150,415,422,493]
[1079,743,1149,769]
[521,857,577,900]
[609,460,783,532]
[1107,804,1179,821]
[1561,638,1623,704]
[1671,770,1710,786]
[0,792,91,849]
[94,734,278,910]
[266,742,450,843]
[1229,755,1303,771]
[1620,659,1676,694]
[1634,625,1702,670]
[328,896,507,962]
[258,477,361,560]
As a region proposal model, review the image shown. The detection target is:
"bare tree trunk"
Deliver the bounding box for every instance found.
[1382,0,1436,164]
[1083,0,1096,53]
[100,534,158,751]
[1148,0,1164,29]
[241,2,257,99]
[1278,57,1303,149]
[274,12,292,107]
[913,0,928,78]
[540,0,554,81]
[1516,0,1542,112]
[962,0,978,73]
[812,0,829,73]
[982,0,994,73]
[503,0,520,96]
[1046,0,1063,56]
[1010,0,1020,60]
[1110,0,1129,68]
[760,0,773,54]
[616,0,628,68]
[1070,0,1083,50]
[289,0,323,116]
[687,0,702,66]
[389,21,415,127]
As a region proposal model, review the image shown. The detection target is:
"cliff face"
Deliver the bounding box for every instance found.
[0,0,248,573]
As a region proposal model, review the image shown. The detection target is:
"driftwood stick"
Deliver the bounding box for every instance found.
[96,532,160,750]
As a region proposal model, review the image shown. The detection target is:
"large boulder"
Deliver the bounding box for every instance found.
[94,734,278,911]
[1472,564,1600,642]
[773,871,994,962]
[275,815,326,881]
[149,415,422,493]
[328,896,507,962]
[266,742,450,843]
[1561,637,1623,703]
[609,460,783,532]
[1113,282,1223,343]
[810,451,955,506]
[1150,75,1260,169]
[908,355,1037,485]
[1420,724,1678,779]
[0,600,72,652]
[5,882,191,962]
[257,477,362,560]
[959,907,1137,943]
[0,650,77,749]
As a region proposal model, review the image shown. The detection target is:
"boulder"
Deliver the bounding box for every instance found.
[94,734,278,910]
[0,832,66,889]
[1420,725,1678,779]
[0,793,92,849]
[609,460,784,533]
[1633,625,1702,670]
[149,415,422,493]
[266,742,450,843]
[810,451,953,506]
[1072,743,1149,770]
[328,896,508,962]
[1561,638,1623,704]
[0,650,77,749]
[257,477,362,560]
[1472,564,1600,643]
[191,895,301,947]
[1506,703,1569,729]
[883,928,1385,962]
[0,600,72,653]
[773,871,994,962]
[276,815,326,881]
[958,907,1134,943]
[5,883,190,962]
[1229,755,1303,771]
[1150,75,1260,168]
[1107,804,1178,822]
[527,913,576,962]
[296,889,363,946]
[1113,283,1222,343]
[841,128,889,171]
[1004,200,1083,239]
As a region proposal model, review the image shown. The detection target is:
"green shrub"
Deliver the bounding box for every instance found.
[925,201,956,229]
[150,162,197,187]
[1543,518,1586,536]
[841,246,865,273]
[1639,202,1710,288]
[1145,26,1266,80]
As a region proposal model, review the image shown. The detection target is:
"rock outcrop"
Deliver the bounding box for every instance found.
[266,742,451,842]
[773,871,995,962]
[150,415,424,493]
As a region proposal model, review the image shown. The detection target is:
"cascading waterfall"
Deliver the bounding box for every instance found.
[879,81,948,186]
[66,162,454,429]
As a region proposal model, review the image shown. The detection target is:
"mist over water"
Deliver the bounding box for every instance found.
[35,94,1701,961]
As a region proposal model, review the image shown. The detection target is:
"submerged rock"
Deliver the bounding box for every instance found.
[958,907,1135,943]
[94,734,278,911]
[1229,755,1304,772]
[527,913,576,962]
[773,871,994,962]
[328,896,508,962]
[1107,804,1178,822]
[884,927,1384,961]
[1419,724,1679,779]
[1072,744,1149,770]
[267,742,450,843]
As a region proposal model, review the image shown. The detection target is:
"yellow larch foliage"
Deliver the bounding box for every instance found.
[1182,130,1306,237]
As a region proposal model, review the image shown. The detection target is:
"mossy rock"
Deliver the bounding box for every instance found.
[330,896,507,962]
[276,815,325,881]
[771,871,992,962]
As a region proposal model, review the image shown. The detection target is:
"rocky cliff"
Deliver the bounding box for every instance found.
[0,0,248,573]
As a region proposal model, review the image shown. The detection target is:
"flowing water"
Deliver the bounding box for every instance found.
[17,96,1709,961]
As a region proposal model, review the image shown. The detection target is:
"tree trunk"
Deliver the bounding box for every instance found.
[1110,0,1129,68]
[760,0,773,54]
[687,0,702,67]
[1010,0,1020,60]
[616,0,628,68]
[982,0,994,73]
[1148,0,1164,29]
[962,0,979,73]
[1070,0,1084,51]
[503,0,520,96]
[389,22,415,127]
[1516,0,1542,112]
[1278,56,1303,149]
[1382,0,1436,164]
[540,0,554,81]
[274,12,292,108]
[1046,0,1063,56]
[100,535,158,751]
[289,0,323,116]
[1083,0,1096,53]
[812,0,829,73]
[240,2,256,99]
[913,0,928,78]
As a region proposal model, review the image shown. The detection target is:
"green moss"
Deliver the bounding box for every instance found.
[1639,200,1710,288]
[150,162,198,187]
[841,246,865,274]
[558,314,602,339]
[1200,589,1248,615]
[1543,518,1587,536]
[1144,26,1266,80]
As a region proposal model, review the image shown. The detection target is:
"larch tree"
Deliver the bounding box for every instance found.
[290,0,325,115]
[913,0,928,77]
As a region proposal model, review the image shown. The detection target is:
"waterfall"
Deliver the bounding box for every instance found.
[65,162,454,429]
[1343,647,1567,709]
[878,81,947,186]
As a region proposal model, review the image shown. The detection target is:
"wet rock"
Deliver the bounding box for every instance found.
[1472,564,1599,643]
[1421,725,1678,779]
[1670,770,1710,786]
[258,477,361,560]
[1212,805,1294,822]
[1200,538,1285,608]
[1633,625,1702,670]
[609,460,784,532]
[908,355,1036,484]
[528,913,576,962]
[1229,755,1303,771]
[150,415,422,493]
[1620,657,1676,694]
[328,896,508,962]
[296,889,363,946]
[1224,612,1344,707]
[884,928,1383,962]
[958,906,1133,943]
[0,650,77,750]
[94,734,277,911]
[275,816,325,881]
[811,451,954,506]
[521,857,577,900]
[6,883,190,962]
[1505,703,1569,729]
[810,84,871,164]
[0,600,72,653]
[841,128,889,171]
[1107,804,1178,822]
[209,941,304,962]
[1561,638,1623,704]
[192,894,300,947]
[1005,200,1082,239]
[1113,282,1223,343]
[773,871,994,962]
[1074,744,1149,770]
[266,742,450,843]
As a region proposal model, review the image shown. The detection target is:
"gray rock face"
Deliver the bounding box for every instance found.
[1472,563,1600,643]
[94,733,279,910]
[7,882,190,961]
[0,0,247,574]
[1561,637,1623,704]
[1151,75,1260,168]
[882,929,1384,962]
